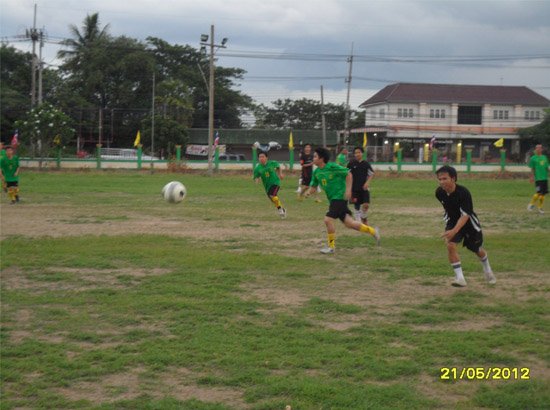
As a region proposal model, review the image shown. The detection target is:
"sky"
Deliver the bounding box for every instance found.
[2,0,550,114]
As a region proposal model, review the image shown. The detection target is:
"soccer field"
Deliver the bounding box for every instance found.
[1,170,549,409]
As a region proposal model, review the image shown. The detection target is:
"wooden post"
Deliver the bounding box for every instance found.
[96,144,102,169]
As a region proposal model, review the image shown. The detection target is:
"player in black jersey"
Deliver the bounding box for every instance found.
[347,146,375,224]
[298,144,321,202]
[435,165,496,287]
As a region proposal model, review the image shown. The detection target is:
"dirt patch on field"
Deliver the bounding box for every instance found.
[54,366,249,408]
[1,266,170,293]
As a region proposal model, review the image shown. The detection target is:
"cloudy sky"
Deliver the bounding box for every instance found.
[2,0,549,111]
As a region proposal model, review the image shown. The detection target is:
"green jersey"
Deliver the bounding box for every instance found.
[529,154,549,181]
[254,160,281,193]
[336,153,346,166]
[311,162,349,201]
[0,149,6,161]
[0,155,20,182]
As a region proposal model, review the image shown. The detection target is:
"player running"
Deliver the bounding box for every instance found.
[254,150,286,219]
[527,144,549,214]
[0,146,21,204]
[435,165,496,287]
[305,147,380,254]
[347,146,375,224]
[297,144,321,202]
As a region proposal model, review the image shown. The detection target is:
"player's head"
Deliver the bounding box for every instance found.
[340,147,347,154]
[535,144,543,155]
[304,144,312,154]
[314,147,330,165]
[5,146,13,157]
[258,150,268,165]
[436,165,458,189]
[353,146,364,161]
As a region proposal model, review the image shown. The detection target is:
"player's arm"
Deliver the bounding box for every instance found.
[364,173,374,190]
[345,172,352,199]
[276,166,284,180]
[441,214,469,241]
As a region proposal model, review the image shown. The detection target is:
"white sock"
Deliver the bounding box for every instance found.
[478,254,492,274]
[353,209,361,222]
[360,209,368,219]
[451,262,465,280]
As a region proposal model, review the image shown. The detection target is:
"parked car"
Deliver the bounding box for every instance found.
[219,154,246,161]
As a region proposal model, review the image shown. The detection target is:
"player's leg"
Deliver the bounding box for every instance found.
[536,181,547,213]
[476,248,496,284]
[342,213,380,245]
[14,182,20,201]
[538,195,545,213]
[360,190,370,224]
[446,240,466,287]
[353,202,361,222]
[321,215,336,253]
[268,186,286,219]
[6,182,16,203]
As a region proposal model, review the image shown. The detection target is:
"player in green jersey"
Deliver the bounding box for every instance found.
[254,150,286,219]
[0,146,21,204]
[305,147,380,254]
[336,147,347,167]
[0,142,6,192]
[527,144,549,214]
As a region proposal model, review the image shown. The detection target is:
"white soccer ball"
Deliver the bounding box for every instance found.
[162,181,187,203]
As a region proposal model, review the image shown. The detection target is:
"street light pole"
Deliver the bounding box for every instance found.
[201,25,227,176]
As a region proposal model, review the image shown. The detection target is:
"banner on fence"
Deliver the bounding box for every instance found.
[186,144,226,156]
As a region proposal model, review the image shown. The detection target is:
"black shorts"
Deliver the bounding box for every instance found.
[6,181,18,188]
[267,185,280,197]
[326,199,352,222]
[350,190,370,206]
[447,226,484,253]
[535,180,549,195]
[301,175,312,186]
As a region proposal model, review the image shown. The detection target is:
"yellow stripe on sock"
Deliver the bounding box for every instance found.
[328,233,335,248]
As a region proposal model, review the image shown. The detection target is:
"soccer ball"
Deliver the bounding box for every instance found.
[162,181,187,203]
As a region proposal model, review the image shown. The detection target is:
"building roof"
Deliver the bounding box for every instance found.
[359,83,550,107]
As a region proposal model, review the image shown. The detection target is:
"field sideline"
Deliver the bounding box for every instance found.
[1,170,549,409]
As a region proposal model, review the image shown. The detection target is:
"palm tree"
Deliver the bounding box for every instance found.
[57,13,110,68]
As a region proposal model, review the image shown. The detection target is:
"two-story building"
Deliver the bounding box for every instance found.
[358,83,550,162]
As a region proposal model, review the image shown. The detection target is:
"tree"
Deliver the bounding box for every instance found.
[517,108,550,146]
[15,103,75,166]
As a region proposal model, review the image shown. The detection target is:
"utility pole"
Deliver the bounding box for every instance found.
[29,4,38,108]
[38,30,44,105]
[200,25,227,176]
[151,71,155,169]
[343,42,354,151]
[320,85,327,148]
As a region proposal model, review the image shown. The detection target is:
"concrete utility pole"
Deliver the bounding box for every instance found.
[151,71,155,168]
[200,25,227,176]
[28,4,39,108]
[343,42,354,152]
[320,85,327,148]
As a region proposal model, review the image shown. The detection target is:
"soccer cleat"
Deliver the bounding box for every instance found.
[373,226,381,246]
[527,203,534,211]
[320,245,334,254]
[15,195,19,202]
[452,277,467,287]
[485,272,496,285]
[361,217,368,225]
[314,198,322,203]
[10,200,15,204]
[537,208,545,214]
[279,207,287,219]
[297,194,304,201]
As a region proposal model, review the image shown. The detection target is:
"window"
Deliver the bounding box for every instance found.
[535,111,540,120]
[493,110,498,119]
[403,109,408,118]
[525,111,530,120]
[379,108,385,119]
[531,111,535,120]
[435,109,440,118]
[398,108,402,118]
[409,109,413,118]
[370,110,376,119]
[430,109,434,118]
[441,109,446,119]
[498,110,503,120]
[457,105,482,125]
[504,111,509,120]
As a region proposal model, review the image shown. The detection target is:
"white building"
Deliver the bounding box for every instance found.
[358,83,550,162]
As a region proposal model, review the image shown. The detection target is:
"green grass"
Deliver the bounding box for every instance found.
[1,170,549,409]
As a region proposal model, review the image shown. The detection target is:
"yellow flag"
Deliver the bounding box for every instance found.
[363,132,367,147]
[493,138,503,148]
[53,135,61,145]
[289,131,294,148]
[134,131,141,147]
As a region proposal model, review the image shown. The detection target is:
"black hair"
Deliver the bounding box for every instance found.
[353,146,364,153]
[314,147,331,164]
[436,165,458,181]
[257,150,268,158]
